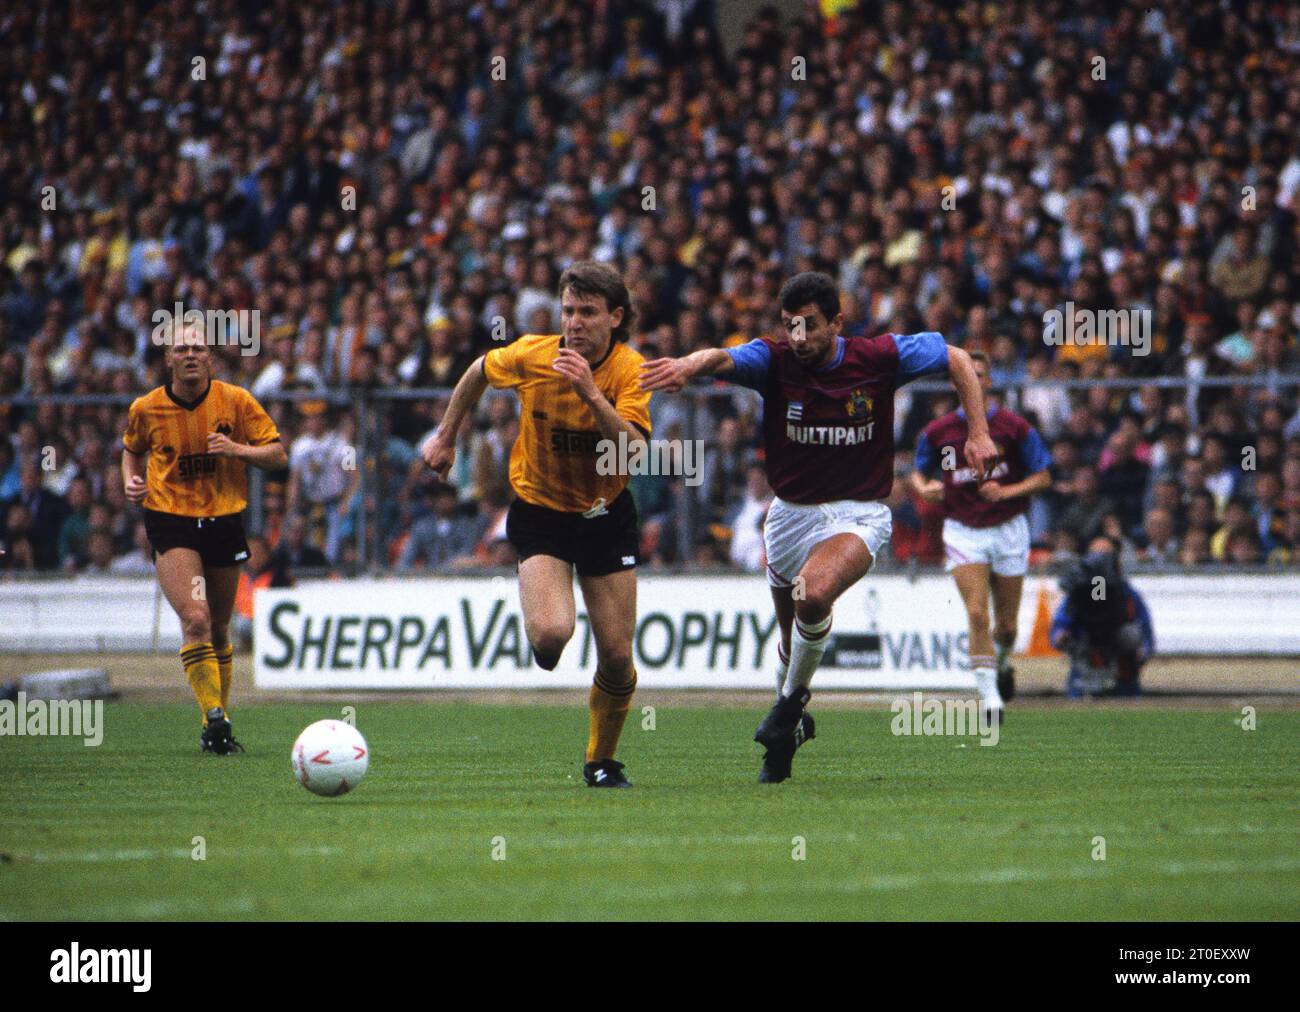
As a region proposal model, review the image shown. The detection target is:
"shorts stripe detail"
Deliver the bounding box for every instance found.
[945,543,972,563]
[766,563,793,587]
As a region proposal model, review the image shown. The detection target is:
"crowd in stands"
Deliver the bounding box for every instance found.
[2,0,1300,578]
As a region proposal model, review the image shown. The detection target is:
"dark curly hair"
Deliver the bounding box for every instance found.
[778,271,841,323]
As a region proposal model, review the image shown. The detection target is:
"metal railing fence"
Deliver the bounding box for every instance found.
[3,374,1298,576]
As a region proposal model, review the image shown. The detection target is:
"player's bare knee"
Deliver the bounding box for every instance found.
[531,648,562,671]
[967,606,990,632]
[793,595,832,625]
[793,576,835,621]
[530,638,569,666]
[180,606,212,642]
[528,625,572,668]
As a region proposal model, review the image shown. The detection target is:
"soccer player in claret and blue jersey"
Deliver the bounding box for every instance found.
[909,350,1052,722]
[641,272,997,782]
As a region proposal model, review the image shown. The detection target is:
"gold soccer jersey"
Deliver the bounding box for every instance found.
[123,381,280,517]
[483,334,651,513]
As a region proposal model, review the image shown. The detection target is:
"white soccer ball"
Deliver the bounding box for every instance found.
[291,720,370,796]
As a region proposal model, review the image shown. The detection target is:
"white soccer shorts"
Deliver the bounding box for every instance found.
[942,513,1030,576]
[763,497,893,589]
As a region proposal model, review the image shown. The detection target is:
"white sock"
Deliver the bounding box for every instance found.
[972,655,1002,709]
[994,640,1011,673]
[774,643,789,697]
[782,614,832,698]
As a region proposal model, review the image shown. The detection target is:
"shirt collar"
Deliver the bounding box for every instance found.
[811,335,845,373]
[165,380,212,411]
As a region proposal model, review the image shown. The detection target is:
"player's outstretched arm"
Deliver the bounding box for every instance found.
[422,355,489,478]
[946,345,998,478]
[639,348,736,392]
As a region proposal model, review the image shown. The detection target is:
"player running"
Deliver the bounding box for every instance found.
[909,350,1052,723]
[122,321,287,754]
[421,262,651,788]
[640,271,996,782]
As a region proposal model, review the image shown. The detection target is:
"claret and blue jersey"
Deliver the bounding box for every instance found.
[915,404,1052,529]
[724,331,951,505]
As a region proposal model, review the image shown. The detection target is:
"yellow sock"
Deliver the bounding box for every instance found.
[214,643,234,712]
[181,642,222,720]
[586,669,636,762]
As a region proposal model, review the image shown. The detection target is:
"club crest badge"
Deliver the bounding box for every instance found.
[845,389,872,418]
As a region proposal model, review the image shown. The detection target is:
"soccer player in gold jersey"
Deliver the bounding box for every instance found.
[422,262,651,787]
[122,322,287,753]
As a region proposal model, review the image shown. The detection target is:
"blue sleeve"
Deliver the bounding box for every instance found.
[894,331,950,383]
[725,339,772,391]
[1019,427,1052,474]
[914,431,937,476]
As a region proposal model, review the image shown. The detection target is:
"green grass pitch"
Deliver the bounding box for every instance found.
[2,701,1297,920]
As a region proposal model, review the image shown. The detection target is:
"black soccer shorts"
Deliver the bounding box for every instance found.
[506,489,639,576]
[143,509,250,567]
